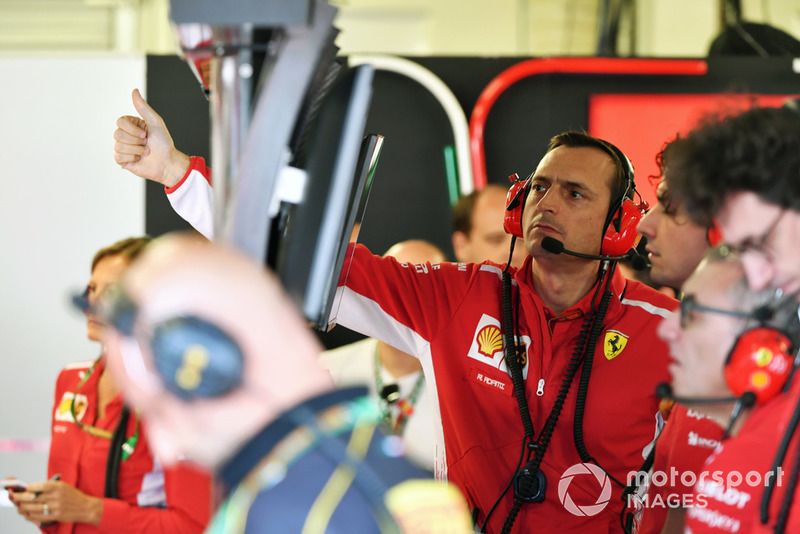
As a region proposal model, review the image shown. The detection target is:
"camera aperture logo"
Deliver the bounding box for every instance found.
[558,463,612,517]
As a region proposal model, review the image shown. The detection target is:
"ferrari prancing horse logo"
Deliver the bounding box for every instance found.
[603,330,628,361]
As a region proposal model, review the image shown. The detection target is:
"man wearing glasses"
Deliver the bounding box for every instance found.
[658,106,800,533]
[666,105,800,300]
[657,249,800,533]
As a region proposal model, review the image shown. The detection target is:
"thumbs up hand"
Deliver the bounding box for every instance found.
[113,89,190,188]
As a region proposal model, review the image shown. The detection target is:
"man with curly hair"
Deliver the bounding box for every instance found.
[665,105,800,298]
[660,105,800,533]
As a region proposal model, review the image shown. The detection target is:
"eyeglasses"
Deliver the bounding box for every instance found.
[679,294,755,329]
[721,209,785,259]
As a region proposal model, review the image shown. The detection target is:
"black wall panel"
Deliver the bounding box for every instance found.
[145,55,800,348]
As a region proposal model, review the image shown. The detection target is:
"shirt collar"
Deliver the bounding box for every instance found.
[514,256,627,318]
[217,386,368,492]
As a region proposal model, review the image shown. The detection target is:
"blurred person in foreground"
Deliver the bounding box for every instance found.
[99,234,473,534]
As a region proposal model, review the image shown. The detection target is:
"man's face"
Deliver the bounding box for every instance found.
[453,186,525,267]
[718,191,800,295]
[637,180,708,288]
[522,146,615,259]
[657,262,746,399]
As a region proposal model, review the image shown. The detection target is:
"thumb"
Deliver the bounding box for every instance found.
[131,88,162,125]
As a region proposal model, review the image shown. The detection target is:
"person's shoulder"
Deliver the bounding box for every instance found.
[55,360,94,386]
[620,279,678,318]
[738,389,800,445]
[468,259,515,282]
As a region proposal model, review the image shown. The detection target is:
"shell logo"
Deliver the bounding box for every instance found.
[477,325,503,358]
[755,347,774,367]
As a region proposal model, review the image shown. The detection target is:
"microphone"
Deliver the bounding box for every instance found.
[655,382,756,407]
[380,384,401,404]
[541,236,633,262]
[629,252,650,271]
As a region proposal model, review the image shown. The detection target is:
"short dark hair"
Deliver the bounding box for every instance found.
[451,184,506,235]
[664,107,800,226]
[91,236,152,272]
[452,190,480,235]
[547,131,633,221]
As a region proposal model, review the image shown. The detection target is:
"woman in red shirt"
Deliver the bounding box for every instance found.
[10,237,211,533]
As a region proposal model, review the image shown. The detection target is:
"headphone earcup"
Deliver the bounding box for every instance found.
[151,316,244,401]
[504,174,530,239]
[724,327,794,404]
[601,199,646,256]
[707,222,723,247]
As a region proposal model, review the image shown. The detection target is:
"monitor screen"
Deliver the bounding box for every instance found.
[270,65,381,329]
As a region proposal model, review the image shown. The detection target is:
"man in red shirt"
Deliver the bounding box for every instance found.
[660,106,800,533]
[113,90,677,532]
[631,141,727,533]
[658,250,800,533]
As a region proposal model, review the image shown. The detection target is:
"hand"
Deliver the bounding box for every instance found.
[114,88,190,188]
[11,480,103,526]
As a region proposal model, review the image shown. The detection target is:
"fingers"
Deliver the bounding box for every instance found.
[26,480,58,494]
[114,152,145,166]
[10,490,36,503]
[20,501,54,524]
[115,141,148,157]
[114,126,146,146]
[116,115,146,138]
[114,121,150,167]
[15,492,51,522]
[17,500,46,514]
[131,88,163,125]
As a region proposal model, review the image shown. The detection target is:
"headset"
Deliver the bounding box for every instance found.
[707,221,723,247]
[489,137,645,534]
[724,302,798,405]
[98,286,245,401]
[659,292,799,408]
[503,137,648,257]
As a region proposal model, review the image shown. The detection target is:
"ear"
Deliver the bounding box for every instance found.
[452,231,470,263]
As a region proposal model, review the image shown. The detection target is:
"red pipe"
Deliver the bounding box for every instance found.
[469,57,708,188]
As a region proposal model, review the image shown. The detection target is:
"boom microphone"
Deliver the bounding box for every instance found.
[629,253,650,271]
[541,236,636,263]
[380,384,401,404]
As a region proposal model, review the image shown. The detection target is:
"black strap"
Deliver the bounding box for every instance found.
[104,406,130,499]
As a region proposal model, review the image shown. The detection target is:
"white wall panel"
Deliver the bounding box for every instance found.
[0,55,145,533]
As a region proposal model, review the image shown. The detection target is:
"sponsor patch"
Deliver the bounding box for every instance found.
[467,314,530,379]
[603,330,629,360]
[54,392,88,423]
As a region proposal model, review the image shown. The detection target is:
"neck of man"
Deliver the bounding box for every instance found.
[698,402,751,438]
[377,341,422,380]
[531,256,602,314]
